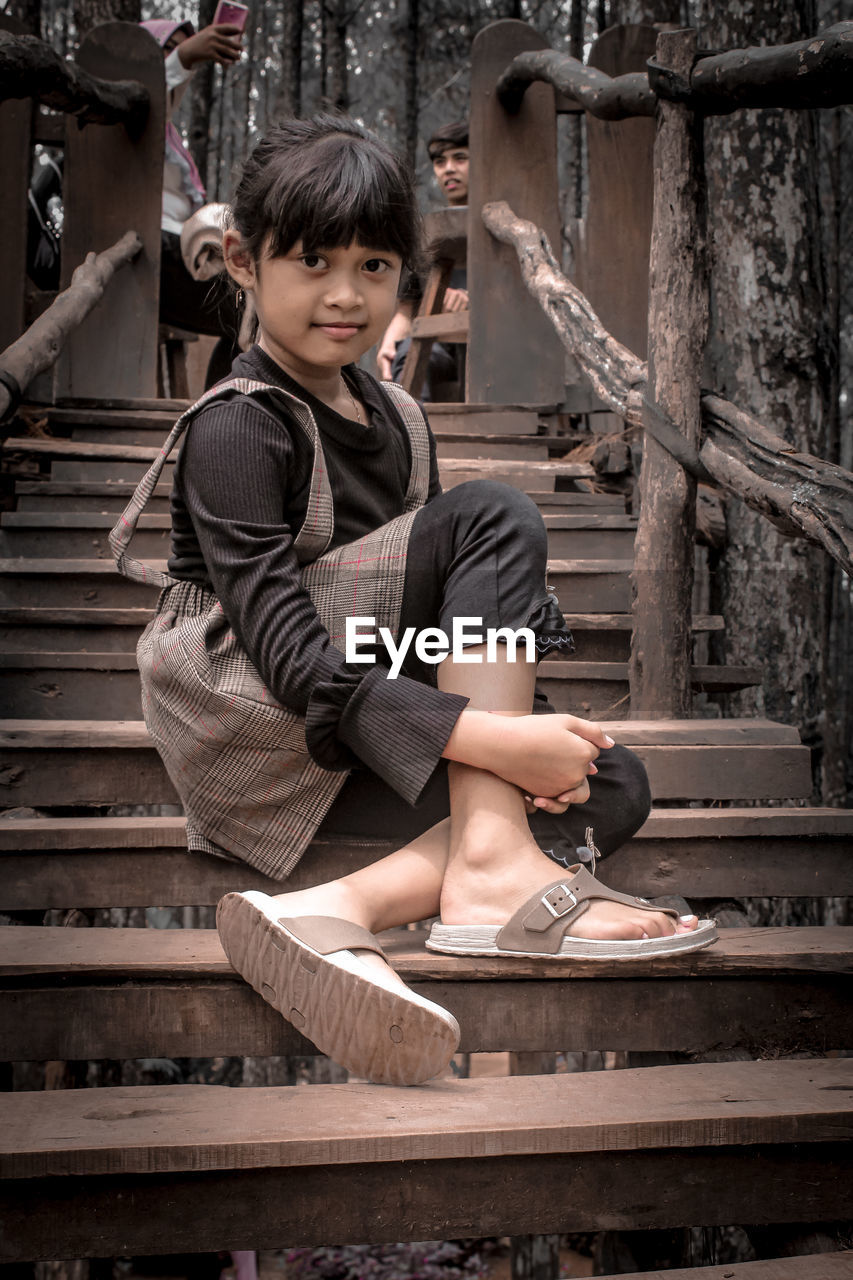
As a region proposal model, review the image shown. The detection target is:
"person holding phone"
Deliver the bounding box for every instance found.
[141,15,246,386]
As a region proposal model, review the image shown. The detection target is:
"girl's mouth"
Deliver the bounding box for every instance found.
[316,323,363,339]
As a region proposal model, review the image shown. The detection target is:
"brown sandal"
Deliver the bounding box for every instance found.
[218,891,460,1085]
[426,864,717,959]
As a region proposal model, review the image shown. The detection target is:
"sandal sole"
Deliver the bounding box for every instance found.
[426,918,718,958]
[217,891,460,1085]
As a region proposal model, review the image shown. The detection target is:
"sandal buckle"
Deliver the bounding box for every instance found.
[542,884,578,918]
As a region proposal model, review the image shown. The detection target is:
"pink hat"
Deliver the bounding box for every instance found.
[140,18,195,47]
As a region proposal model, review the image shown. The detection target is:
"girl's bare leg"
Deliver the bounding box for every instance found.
[436,644,696,940]
[268,645,696,947]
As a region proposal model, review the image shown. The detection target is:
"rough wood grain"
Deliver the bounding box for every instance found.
[2,1144,851,1260]
[628,30,708,718]
[2,1059,850,1179]
[0,29,149,128]
[597,1255,853,1280]
[2,929,851,1060]
[0,232,143,420]
[479,204,853,576]
[467,21,564,403]
[0,16,31,359]
[56,22,164,400]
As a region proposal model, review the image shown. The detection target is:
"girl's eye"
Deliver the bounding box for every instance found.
[363,258,391,274]
[300,253,327,270]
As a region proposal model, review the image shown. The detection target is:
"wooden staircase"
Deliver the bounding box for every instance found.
[1,398,852,1271]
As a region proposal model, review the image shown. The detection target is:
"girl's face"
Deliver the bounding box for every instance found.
[225,233,402,382]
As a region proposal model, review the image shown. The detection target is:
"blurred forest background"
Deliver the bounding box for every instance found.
[2,0,852,804]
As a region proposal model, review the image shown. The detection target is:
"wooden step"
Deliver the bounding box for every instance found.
[0,719,815,809]
[0,558,633,612]
[598,1257,853,1280]
[0,608,726,663]
[0,559,161,607]
[538,660,761,717]
[2,925,850,1061]
[1,1059,850,1260]
[5,436,595,491]
[14,480,173,512]
[0,510,635,561]
[63,425,553,461]
[4,807,851,905]
[12,479,619,516]
[2,806,850,909]
[0,653,760,721]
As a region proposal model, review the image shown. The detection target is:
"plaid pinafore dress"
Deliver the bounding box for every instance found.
[110,377,431,880]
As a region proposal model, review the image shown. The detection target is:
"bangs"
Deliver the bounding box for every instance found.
[262,132,416,265]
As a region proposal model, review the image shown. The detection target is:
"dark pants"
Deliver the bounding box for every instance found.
[159,232,240,388]
[318,482,651,864]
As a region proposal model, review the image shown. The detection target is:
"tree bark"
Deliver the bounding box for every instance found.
[277,0,303,118]
[188,0,218,187]
[695,0,834,799]
[72,0,140,37]
[325,0,349,112]
[403,0,419,171]
[629,28,708,718]
[0,31,148,131]
[0,231,142,419]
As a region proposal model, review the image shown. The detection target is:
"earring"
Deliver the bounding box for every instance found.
[235,287,245,310]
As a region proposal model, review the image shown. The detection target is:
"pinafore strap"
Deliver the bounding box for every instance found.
[109,376,431,587]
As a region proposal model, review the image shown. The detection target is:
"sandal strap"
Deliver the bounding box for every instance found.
[495,866,679,956]
[277,915,386,957]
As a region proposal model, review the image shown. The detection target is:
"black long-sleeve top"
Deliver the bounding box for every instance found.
[167,344,468,804]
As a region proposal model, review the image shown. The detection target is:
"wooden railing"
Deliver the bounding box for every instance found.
[470,20,853,719]
[0,18,164,405]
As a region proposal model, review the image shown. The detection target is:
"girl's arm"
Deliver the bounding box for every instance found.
[444,708,612,800]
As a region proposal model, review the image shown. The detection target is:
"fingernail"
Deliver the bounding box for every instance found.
[679,914,695,922]
[604,734,615,746]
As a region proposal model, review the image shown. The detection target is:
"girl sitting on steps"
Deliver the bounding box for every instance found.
[111,114,715,1089]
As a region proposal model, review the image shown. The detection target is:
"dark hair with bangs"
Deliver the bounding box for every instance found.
[427,121,469,161]
[231,114,421,270]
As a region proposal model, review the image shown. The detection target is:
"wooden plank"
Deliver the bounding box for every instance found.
[1,929,851,1061]
[597,1257,853,1280]
[0,561,160,607]
[411,312,470,342]
[7,924,852,979]
[629,29,707,718]
[1,1144,851,1261]
[0,720,814,805]
[2,1060,850,1179]
[1,807,851,907]
[0,15,31,356]
[579,25,656,363]
[468,21,565,402]
[56,22,164,399]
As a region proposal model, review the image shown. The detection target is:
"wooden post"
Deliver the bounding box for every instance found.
[0,15,31,359]
[57,22,164,401]
[468,21,564,405]
[628,28,709,719]
[508,1051,560,1280]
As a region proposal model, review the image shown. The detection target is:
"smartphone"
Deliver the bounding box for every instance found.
[213,0,249,31]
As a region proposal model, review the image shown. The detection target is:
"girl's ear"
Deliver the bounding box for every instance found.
[223,229,256,290]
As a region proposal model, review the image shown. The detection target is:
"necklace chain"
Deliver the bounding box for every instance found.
[341,376,363,426]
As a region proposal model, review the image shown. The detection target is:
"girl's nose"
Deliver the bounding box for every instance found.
[324,273,363,308]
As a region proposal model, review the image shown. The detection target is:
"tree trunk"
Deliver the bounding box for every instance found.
[5,0,41,36]
[325,0,348,112]
[188,0,218,187]
[403,0,419,171]
[609,0,680,22]
[695,0,835,799]
[569,0,585,219]
[72,0,140,37]
[277,0,303,118]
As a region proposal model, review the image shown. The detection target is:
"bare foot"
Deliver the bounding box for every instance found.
[439,843,699,940]
[268,882,409,989]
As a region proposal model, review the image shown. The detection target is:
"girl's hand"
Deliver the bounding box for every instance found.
[523,778,593,815]
[178,24,242,69]
[445,710,614,801]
